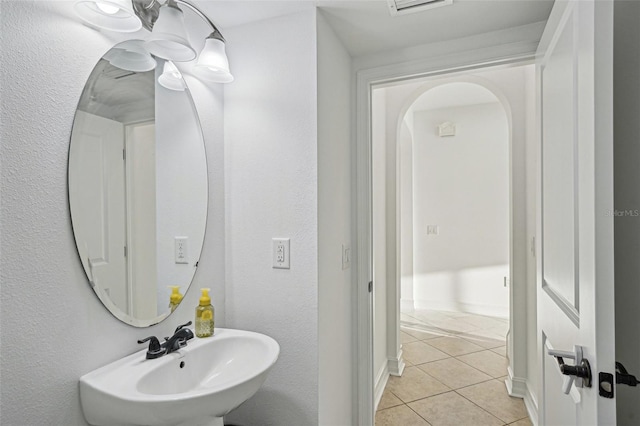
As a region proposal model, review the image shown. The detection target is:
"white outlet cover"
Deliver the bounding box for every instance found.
[342,243,352,270]
[175,237,189,264]
[272,238,290,269]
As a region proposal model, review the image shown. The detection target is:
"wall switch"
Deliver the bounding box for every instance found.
[426,225,439,235]
[175,237,189,264]
[272,238,290,269]
[342,243,352,270]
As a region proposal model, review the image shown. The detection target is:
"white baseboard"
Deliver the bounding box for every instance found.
[387,349,406,377]
[400,298,415,312]
[414,299,508,319]
[373,362,389,412]
[505,366,527,397]
[505,367,538,426]
[524,382,539,426]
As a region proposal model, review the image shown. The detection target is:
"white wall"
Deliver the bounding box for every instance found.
[317,11,353,426]
[372,88,389,400]
[0,2,225,424]
[411,102,510,317]
[222,9,320,426]
[614,1,640,423]
[399,121,414,312]
[155,79,208,314]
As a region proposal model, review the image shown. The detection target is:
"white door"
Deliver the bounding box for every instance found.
[537,1,616,425]
[69,111,128,313]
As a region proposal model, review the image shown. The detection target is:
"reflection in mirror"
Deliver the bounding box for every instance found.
[68,40,208,327]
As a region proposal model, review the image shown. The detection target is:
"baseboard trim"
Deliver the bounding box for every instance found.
[505,366,527,397]
[373,362,389,412]
[505,367,538,426]
[400,298,415,312]
[387,349,406,377]
[413,299,508,319]
[524,382,539,426]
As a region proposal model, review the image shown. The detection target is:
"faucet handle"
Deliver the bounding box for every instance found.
[174,321,192,334]
[137,336,164,359]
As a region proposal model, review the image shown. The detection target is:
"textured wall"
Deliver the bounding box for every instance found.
[317,11,353,426]
[0,2,225,424]
[222,9,320,426]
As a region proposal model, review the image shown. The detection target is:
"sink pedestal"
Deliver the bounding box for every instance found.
[177,416,224,426]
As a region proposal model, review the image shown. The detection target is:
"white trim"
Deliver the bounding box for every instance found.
[373,362,389,412]
[400,298,415,312]
[524,381,539,426]
[414,299,509,319]
[387,348,405,377]
[506,366,528,397]
[354,36,539,424]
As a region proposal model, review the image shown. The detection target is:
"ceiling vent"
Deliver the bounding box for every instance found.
[387,0,453,16]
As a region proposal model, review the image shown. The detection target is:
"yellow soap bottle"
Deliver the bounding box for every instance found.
[195,288,214,338]
[168,286,183,312]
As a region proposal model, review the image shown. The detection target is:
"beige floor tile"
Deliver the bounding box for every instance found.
[375,405,431,426]
[426,336,485,356]
[401,331,419,344]
[401,324,447,340]
[508,417,533,426]
[417,358,492,389]
[403,341,450,365]
[487,323,510,338]
[386,366,450,403]
[457,379,528,424]
[412,310,455,322]
[459,315,507,330]
[377,388,404,410]
[408,391,503,426]
[491,345,507,357]
[428,318,480,334]
[457,350,509,378]
[458,329,505,349]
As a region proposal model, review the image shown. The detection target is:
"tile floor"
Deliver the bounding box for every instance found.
[376,309,531,426]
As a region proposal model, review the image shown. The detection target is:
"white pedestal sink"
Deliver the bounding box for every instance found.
[79,328,279,426]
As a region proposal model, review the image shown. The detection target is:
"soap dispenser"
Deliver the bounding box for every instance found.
[195,288,214,338]
[168,286,183,312]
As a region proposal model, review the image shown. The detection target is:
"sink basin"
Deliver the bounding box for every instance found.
[80,328,279,426]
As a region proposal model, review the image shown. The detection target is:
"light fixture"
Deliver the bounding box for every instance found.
[103,40,157,72]
[158,61,186,91]
[74,0,142,32]
[143,1,196,62]
[75,0,234,83]
[195,32,234,83]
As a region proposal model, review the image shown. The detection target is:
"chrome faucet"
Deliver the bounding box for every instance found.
[138,321,195,359]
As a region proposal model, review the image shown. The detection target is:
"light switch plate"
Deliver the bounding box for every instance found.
[342,243,352,270]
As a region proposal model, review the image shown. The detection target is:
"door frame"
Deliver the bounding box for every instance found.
[353,45,539,425]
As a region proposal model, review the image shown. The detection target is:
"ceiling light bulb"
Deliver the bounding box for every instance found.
[74,0,142,32]
[96,2,119,14]
[158,61,186,91]
[194,36,234,83]
[144,4,196,62]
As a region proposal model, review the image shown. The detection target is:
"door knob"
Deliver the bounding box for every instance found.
[548,345,592,394]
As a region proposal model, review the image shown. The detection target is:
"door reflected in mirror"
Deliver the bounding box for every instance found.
[68,40,208,327]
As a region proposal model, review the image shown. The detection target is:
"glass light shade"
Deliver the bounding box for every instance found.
[144,5,196,62]
[195,38,234,83]
[158,61,186,91]
[105,40,157,72]
[74,0,142,32]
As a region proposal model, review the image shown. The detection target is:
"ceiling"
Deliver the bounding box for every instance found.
[196,0,554,57]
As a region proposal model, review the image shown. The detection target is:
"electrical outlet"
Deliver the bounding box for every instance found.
[426,225,439,235]
[342,243,352,270]
[272,238,290,269]
[175,237,189,264]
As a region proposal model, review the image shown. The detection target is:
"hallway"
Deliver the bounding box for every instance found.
[376,310,530,426]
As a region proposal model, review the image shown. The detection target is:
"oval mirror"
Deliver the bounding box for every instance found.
[68,40,208,327]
